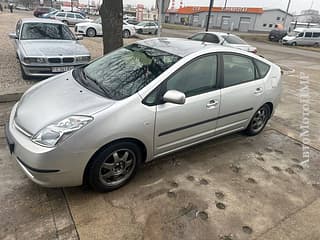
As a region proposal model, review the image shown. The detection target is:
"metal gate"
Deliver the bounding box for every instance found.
[221,16,231,30]
[239,17,251,32]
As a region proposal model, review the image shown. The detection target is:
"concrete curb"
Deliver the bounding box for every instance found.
[0,92,23,103]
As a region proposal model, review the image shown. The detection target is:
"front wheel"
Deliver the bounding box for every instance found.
[291,42,297,46]
[245,104,271,136]
[87,142,142,192]
[86,28,96,37]
[122,29,130,38]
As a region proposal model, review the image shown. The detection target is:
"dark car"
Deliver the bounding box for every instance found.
[269,30,287,42]
[33,7,56,17]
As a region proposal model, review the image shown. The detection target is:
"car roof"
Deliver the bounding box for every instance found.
[20,18,64,24]
[137,37,233,57]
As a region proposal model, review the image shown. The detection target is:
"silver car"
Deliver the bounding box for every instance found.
[5,38,282,192]
[9,18,90,79]
[53,11,92,25]
[189,32,258,53]
[134,21,158,35]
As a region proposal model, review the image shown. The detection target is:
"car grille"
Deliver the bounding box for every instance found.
[63,57,74,63]
[48,58,61,63]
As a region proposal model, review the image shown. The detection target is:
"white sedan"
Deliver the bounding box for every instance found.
[75,18,136,38]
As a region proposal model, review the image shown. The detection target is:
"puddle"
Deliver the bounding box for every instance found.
[200,179,209,185]
[230,164,241,173]
[246,178,257,184]
[196,211,208,221]
[216,202,226,210]
[167,191,177,198]
[272,166,282,172]
[242,226,253,234]
[186,175,195,182]
[215,192,225,200]
[285,168,295,174]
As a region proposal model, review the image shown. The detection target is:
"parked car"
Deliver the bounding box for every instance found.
[188,32,257,53]
[75,18,136,38]
[52,11,92,25]
[33,7,56,17]
[5,38,281,191]
[15,5,31,11]
[8,18,90,79]
[268,29,287,42]
[282,28,320,47]
[134,21,158,35]
[124,19,140,25]
[39,10,58,18]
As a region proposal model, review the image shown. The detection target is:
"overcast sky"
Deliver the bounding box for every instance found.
[122,0,320,14]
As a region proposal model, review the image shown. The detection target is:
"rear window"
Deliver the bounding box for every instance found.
[314,32,320,38]
[222,35,247,44]
[254,59,270,78]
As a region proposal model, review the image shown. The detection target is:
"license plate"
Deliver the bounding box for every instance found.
[52,66,74,73]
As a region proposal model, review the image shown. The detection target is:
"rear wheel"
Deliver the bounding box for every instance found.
[87,142,142,192]
[314,42,319,47]
[86,28,96,37]
[122,29,130,38]
[245,104,271,136]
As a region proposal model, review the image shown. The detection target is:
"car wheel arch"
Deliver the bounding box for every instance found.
[82,137,147,185]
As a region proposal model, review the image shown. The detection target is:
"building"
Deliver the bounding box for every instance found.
[294,9,320,24]
[164,6,293,32]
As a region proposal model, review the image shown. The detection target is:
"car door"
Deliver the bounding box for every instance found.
[153,54,221,155]
[66,13,75,24]
[216,53,266,134]
[75,14,85,24]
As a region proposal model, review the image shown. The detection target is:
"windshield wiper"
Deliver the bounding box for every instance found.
[81,68,111,98]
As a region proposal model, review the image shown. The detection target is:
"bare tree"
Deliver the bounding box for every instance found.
[99,0,123,55]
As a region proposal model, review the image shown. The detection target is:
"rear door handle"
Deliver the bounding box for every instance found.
[206,100,219,108]
[254,87,263,95]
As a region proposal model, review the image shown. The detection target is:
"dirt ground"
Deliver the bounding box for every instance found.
[0,10,320,240]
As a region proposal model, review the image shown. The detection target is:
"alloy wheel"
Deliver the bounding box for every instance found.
[251,107,268,132]
[99,149,136,187]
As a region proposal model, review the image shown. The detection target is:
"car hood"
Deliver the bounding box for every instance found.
[14,71,115,135]
[20,40,89,57]
[282,36,295,41]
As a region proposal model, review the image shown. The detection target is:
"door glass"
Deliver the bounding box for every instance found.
[297,32,304,37]
[57,13,65,17]
[76,14,84,19]
[223,54,255,87]
[67,13,74,18]
[204,34,220,43]
[305,32,312,38]
[166,55,217,97]
[190,33,205,41]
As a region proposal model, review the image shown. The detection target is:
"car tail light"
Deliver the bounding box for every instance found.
[251,49,257,54]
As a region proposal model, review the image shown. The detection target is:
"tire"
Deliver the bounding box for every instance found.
[86,28,96,37]
[87,141,142,192]
[62,20,68,25]
[314,42,319,47]
[291,42,297,46]
[122,29,130,38]
[245,104,271,136]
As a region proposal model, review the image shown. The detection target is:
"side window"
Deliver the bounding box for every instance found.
[204,34,220,43]
[223,54,255,88]
[166,55,217,97]
[67,13,74,18]
[254,59,270,78]
[297,32,304,37]
[57,13,65,17]
[313,32,320,38]
[305,32,312,38]
[76,14,84,19]
[189,33,205,41]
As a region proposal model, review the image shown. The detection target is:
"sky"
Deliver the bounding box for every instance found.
[122,0,320,14]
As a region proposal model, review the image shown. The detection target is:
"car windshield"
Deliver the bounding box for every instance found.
[223,35,247,44]
[75,44,181,100]
[288,31,300,36]
[20,22,75,40]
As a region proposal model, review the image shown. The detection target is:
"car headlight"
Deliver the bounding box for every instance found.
[76,56,91,62]
[24,57,47,64]
[32,115,93,147]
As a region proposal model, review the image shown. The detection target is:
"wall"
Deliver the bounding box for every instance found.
[254,10,293,31]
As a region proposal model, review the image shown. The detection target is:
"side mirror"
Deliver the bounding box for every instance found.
[163,90,186,105]
[9,32,17,39]
[76,35,83,40]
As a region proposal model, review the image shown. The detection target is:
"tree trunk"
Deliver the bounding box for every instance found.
[99,0,123,55]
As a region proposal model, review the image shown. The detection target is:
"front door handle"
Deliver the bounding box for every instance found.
[254,87,263,95]
[207,100,219,108]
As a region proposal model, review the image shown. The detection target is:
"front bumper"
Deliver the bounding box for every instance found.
[21,63,86,77]
[5,103,94,187]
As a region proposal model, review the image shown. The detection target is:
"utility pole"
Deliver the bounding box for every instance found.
[158,0,162,37]
[283,0,292,30]
[205,0,214,31]
[223,0,228,9]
